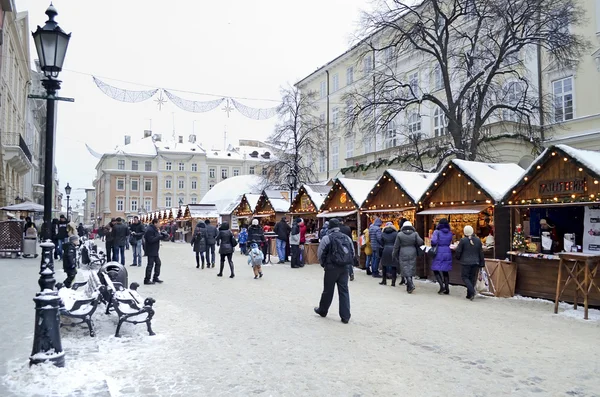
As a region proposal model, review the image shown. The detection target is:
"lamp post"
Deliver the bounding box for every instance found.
[65,183,71,220]
[287,172,296,207]
[29,4,71,368]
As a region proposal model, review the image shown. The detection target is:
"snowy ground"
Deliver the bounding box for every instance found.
[1,241,599,397]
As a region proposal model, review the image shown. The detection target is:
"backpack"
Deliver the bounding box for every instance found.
[327,231,354,267]
[249,248,263,266]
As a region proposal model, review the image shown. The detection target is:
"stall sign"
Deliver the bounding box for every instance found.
[583,206,600,253]
[299,195,315,212]
[231,214,240,230]
[538,179,585,197]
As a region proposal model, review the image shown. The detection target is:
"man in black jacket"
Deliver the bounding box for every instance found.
[273,217,291,263]
[248,219,267,264]
[111,217,129,265]
[339,220,355,281]
[144,218,166,284]
[104,219,115,262]
[129,216,145,267]
[204,219,219,268]
[57,214,68,260]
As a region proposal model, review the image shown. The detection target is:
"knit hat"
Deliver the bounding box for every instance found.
[252,219,259,226]
[296,218,303,224]
[69,235,79,243]
[403,221,413,228]
[464,225,474,236]
[328,218,341,229]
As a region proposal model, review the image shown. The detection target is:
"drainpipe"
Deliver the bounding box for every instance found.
[536,4,545,143]
[326,70,330,180]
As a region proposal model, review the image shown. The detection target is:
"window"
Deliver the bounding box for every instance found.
[116,198,124,212]
[131,179,139,191]
[116,178,125,191]
[363,55,372,73]
[433,65,443,91]
[178,162,185,171]
[131,160,138,170]
[332,141,339,169]
[249,166,255,175]
[130,199,138,212]
[144,198,152,211]
[346,66,354,85]
[165,179,172,189]
[319,151,326,173]
[385,121,398,149]
[363,136,373,154]
[553,77,574,122]
[191,196,197,204]
[209,168,215,178]
[191,179,197,189]
[346,139,354,159]
[332,74,339,92]
[221,168,228,179]
[144,179,152,191]
[233,168,240,176]
[165,161,172,171]
[408,112,422,134]
[165,196,172,208]
[191,163,197,172]
[433,107,448,137]
[408,71,419,95]
[145,161,152,171]
[503,82,524,122]
[261,168,267,176]
[117,160,125,170]
[332,107,339,128]
[178,179,185,189]
[320,81,327,98]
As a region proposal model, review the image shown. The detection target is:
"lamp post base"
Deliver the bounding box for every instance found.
[30,240,64,367]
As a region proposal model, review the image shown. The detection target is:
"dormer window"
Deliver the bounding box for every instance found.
[250,151,259,158]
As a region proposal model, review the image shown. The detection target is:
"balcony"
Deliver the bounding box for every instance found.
[2,133,33,174]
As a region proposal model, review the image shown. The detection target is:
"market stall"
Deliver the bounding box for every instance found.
[360,170,437,273]
[318,178,377,263]
[188,204,219,226]
[416,159,524,283]
[502,144,600,306]
[221,193,261,230]
[253,190,290,256]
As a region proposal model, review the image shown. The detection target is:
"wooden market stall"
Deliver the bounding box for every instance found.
[502,144,600,306]
[318,178,377,263]
[289,184,332,264]
[253,190,290,256]
[187,204,219,226]
[416,159,524,284]
[360,170,437,274]
[221,193,261,230]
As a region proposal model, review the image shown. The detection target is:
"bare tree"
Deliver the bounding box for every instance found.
[346,0,588,170]
[264,85,326,189]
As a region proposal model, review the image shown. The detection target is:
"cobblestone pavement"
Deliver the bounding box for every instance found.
[1,241,599,397]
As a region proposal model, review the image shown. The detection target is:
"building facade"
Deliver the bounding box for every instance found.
[83,188,96,227]
[92,132,273,225]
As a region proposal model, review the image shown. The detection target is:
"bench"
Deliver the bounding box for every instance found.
[57,273,102,337]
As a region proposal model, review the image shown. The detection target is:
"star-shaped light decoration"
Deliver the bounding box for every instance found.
[222,98,234,118]
[154,90,167,111]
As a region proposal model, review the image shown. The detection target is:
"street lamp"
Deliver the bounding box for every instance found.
[30,3,71,368]
[65,183,71,220]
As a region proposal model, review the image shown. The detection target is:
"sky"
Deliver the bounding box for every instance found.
[16,0,372,208]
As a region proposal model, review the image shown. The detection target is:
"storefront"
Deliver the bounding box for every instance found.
[221,193,261,230]
[416,159,524,282]
[187,203,219,227]
[503,144,600,306]
[253,190,290,227]
[361,170,437,273]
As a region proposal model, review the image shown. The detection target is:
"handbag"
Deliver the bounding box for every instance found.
[427,244,438,259]
[414,234,424,257]
[231,234,238,248]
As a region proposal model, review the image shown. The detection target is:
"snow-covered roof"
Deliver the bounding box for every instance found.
[220,195,244,215]
[155,140,205,154]
[555,145,600,177]
[200,175,266,213]
[269,198,290,213]
[452,159,524,201]
[386,170,438,202]
[110,136,157,157]
[245,194,261,212]
[188,204,219,219]
[206,144,276,162]
[336,178,378,207]
[304,184,331,209]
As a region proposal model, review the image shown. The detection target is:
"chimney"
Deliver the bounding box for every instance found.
[143,130,152,138]
[189,134,196,143]
[124,135,131,145]
[178,136,183,144]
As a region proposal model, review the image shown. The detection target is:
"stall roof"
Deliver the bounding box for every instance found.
[386,170,438,202]
[317,210,357,218]
[245,194,261,212]
[220,195,244,215]
[451,160,524,201]
[188,204,219,219]
[200,175,266,213]
[336,178,378,207]
[558,145,600,176]
[417,204,490,215]
[269,198,290,212]
[304,184,331,209]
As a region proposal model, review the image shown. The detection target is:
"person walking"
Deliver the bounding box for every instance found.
[290,218,301,268]
[57,214,69,260]
[216,221,237,278]
[144,218,166,284]
[431,218,453,294]
[313,218,353,324]
[298,218,307,266]
[238,226,248,255]
[274,217,291,263]
[339,220,355,281]
[362,226,373,276]
[111,217,128,265]
[247,219,266,263]
[455,225,485,301]
[392,221,424,294]
[379,222,399,286]
[62,235,79,288]
[204,219,218,268]
[104,219,115,262]
[129,216,145,267]
[77,223,86,237]
[247,242,264,279]
[368,217,383,277]
[191,221,207,269]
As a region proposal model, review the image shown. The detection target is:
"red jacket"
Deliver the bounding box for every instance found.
[299,223,307,244]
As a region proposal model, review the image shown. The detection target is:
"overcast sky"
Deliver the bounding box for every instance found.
[17,0,371,208]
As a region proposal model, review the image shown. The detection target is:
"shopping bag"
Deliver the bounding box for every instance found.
[475,268,489,293]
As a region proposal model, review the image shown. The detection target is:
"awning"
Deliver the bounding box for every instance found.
[252,213,273,218]
[317,210,357,218]
[361,208,415,213]
[417,205,490,215]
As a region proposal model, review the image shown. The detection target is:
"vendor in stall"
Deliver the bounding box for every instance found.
[540,218,558,254]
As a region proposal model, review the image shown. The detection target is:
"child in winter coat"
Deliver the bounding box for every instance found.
[238,227,248,255]
[247,242,264,279]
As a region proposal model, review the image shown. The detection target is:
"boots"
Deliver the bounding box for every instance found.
[434,272,444,294]
[196,256,200,269]
[391,274,397,287]
[229,262,235,278]
[406,277,415,294]
[443,272,450,295]
[399,277,406,285]
[379,272,387,285]
[217,262,224,277]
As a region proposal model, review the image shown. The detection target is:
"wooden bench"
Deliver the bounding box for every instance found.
[57,273,102,337]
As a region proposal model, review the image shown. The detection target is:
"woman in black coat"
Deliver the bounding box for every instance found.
[379,222,400,286]
[216,222,237,278]
[191,222,207,269]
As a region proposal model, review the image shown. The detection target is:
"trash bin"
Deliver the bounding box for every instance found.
[99,262,128,288]
[23,237,38,258]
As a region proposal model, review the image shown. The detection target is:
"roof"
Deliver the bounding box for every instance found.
[337,178,378,207]
[269,198,290,213]
[451,159,524,201]
[187,204,219,219]
[555,145,600,177]
[110,136,158,157]
[245,194,261,211]
[155,140,205,154]
[220,195,244,215]
[386,170,438,202]
[304,184,331,209]
[200,175,266,213]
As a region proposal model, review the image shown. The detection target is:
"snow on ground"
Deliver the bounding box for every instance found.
[2,243,600,397]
